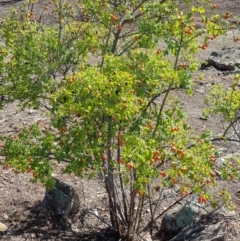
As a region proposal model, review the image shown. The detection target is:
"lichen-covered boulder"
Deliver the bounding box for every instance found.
[161,206,195,235]
[42,178,80,218]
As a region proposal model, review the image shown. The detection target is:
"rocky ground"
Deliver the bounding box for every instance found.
[0,0,240,240]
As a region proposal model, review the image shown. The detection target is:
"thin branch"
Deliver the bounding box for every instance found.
[223,116,240,138]
[152,187,164,217]
[211,137,240,143]
[155,185,205,221]
[144,87,179,111]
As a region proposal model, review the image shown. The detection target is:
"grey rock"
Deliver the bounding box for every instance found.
[215,61,235,71]
[3,214,9,220]
[201,46,240,73]
[168,207,240,241]
[202,57,235,71]
[42,178,80,218]
[210,51,219,57]
[169,222,226,241]
[28,109,37,115]
[161,206,195,235]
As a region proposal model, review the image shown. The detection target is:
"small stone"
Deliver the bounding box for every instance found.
[146,209,150,213]
[3,214,9,220]
[28,109,37,115]
[211,51,219,57]
[36,232,43,238]
[0,222,8,232]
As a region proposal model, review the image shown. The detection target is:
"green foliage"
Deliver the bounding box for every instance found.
[0,0,239,239]
[204,75,240,121]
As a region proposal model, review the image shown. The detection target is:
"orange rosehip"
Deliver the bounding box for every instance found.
[147,123,155,130]
[177,149,185,157]
[171,146,177,153]
[171,178,177,185]
[159,171,167,178]
[209,155,216,164]
[111,14,119,22]
[171,126,179,132]
[127,162,134,170]
[223,12,231,19]
[153,150,160,156]
[119,139,125,146]
[234,37,240,43]
[184,27,193,35]
[199,139,204,144]
[206,179,211,184]
[179,63,187,69]
[118,159,125,164]
[211,4,217,9]
[180,167,187,173]
[153,155,161,161]
[101,154,106,161]
[136,190,143,195]
[153,150,161,160]
[116,24,122,31]
[198,196,207,204]
[209,171,216,177]
[2,164,9,169]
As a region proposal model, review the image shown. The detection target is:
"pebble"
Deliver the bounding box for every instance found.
[3,214,9,220]
[0,222,8,232]
[28,109,37,115]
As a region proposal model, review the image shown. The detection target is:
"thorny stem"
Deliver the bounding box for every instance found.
[117,131,129,224]
[127,174,136,240]
[135,194,145,235]
[211,137,240,143]
[131,197,143,241]
[111,29,122,55]
[147,184,154,222]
